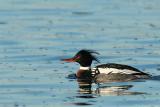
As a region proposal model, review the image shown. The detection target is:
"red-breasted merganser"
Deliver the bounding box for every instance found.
[62,50,150,83]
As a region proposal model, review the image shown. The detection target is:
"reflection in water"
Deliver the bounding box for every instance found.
[67,74,147,106]
[78,81,146,96]
[151,75,160,81]
[95,85,146,96]
[68,79,95,106]
[67,74,148,96]
[95,85,133,96]
[76,78,146,96]
[77,78,92,94]
[67,102,93,106]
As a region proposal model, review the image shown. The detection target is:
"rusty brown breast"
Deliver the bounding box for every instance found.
[76,69,92,80]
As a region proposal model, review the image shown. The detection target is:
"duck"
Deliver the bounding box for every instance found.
[61,49,150,83]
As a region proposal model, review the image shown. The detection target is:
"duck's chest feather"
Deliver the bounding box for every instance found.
[76,70,92,79]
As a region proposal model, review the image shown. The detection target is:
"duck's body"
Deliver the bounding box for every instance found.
[76,63,149,83]
[93,63,149,83]
[62,50,150,83]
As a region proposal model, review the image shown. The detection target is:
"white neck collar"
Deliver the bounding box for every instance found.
[79,66,90,70]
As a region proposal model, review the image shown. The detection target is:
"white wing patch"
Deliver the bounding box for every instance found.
[97,68,140,75]
[91,68,99,76]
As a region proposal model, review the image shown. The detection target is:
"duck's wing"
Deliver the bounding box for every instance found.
[93,63,149,76]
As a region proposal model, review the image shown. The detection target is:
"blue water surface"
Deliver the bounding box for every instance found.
[0,0,160,107]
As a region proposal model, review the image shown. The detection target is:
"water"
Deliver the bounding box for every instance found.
[0,0,160,107]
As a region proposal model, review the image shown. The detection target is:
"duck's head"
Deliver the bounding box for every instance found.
[62,49,99,67]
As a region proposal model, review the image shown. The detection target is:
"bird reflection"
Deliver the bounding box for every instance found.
[76,78,96,100]
[77,79,146,96]
[95,85,146,96]
[67,73,147,97]
[67,74,147,106]
[77,78,92,94]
